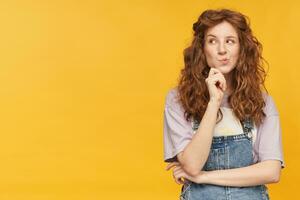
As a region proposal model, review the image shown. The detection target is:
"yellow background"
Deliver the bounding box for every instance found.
[0,0,298,199]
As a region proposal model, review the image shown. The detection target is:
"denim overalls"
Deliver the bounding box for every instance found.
[180,118,270,200]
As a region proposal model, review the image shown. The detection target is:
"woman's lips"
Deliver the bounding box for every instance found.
[219,59,229,64]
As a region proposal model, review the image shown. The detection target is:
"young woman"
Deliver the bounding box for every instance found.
[163,9,285,200]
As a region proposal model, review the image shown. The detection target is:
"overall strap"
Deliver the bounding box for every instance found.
[240,117,254,144]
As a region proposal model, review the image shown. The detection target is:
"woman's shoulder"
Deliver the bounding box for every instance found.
[262,92,279,116]
[165,87,179,106]
[164,87,185,113]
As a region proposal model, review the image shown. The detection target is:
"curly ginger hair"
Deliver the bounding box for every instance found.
[177,8,269,127]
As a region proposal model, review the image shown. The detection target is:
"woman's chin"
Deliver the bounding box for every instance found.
[214,66,230,74]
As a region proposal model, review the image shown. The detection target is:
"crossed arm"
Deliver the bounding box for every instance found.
[166,158,282,187]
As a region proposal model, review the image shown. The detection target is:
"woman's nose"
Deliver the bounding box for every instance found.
[217,43,227,55]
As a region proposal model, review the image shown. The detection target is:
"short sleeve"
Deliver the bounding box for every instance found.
[257,94,285,169]
[163,88,194,163]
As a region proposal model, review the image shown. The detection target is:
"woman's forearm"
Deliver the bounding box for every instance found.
[181,101,220,176]
[199,160,280,187]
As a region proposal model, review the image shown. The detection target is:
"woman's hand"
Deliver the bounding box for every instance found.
[205,67,227,106]
[166,162,208,184]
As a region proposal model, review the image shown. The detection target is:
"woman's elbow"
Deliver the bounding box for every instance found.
[181,160,203,177]
[177,151,203,176]
[270,172,281,183]
[263,160,282,183]
[267,169,281,183]
[182,165,201,177]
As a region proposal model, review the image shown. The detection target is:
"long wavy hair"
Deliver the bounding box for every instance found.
[177,8,269,127]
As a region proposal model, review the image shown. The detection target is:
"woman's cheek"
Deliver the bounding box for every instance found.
[206,54,218,68]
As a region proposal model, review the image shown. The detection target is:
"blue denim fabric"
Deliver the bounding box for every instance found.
[180,119,270,200]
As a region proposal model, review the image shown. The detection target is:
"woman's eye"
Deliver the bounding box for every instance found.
[207,39,235,44]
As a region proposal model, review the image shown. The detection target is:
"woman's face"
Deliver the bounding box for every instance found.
[203,21,240,75]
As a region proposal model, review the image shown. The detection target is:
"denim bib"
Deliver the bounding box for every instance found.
[180,118,269,200]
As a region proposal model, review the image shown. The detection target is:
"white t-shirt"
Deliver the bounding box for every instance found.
[212,107,257,143]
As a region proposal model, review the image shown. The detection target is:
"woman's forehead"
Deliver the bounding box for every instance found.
[205,21,238,38]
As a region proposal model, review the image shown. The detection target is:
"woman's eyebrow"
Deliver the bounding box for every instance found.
[206,34,237,39]
[226,36,237,39]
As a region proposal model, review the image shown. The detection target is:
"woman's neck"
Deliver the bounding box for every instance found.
[223,72,233,95]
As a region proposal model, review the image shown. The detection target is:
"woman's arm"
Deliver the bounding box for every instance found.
[199,160,281,187]
[176,68,227,177]
[167,160,281,187]
[177,101,219,176]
